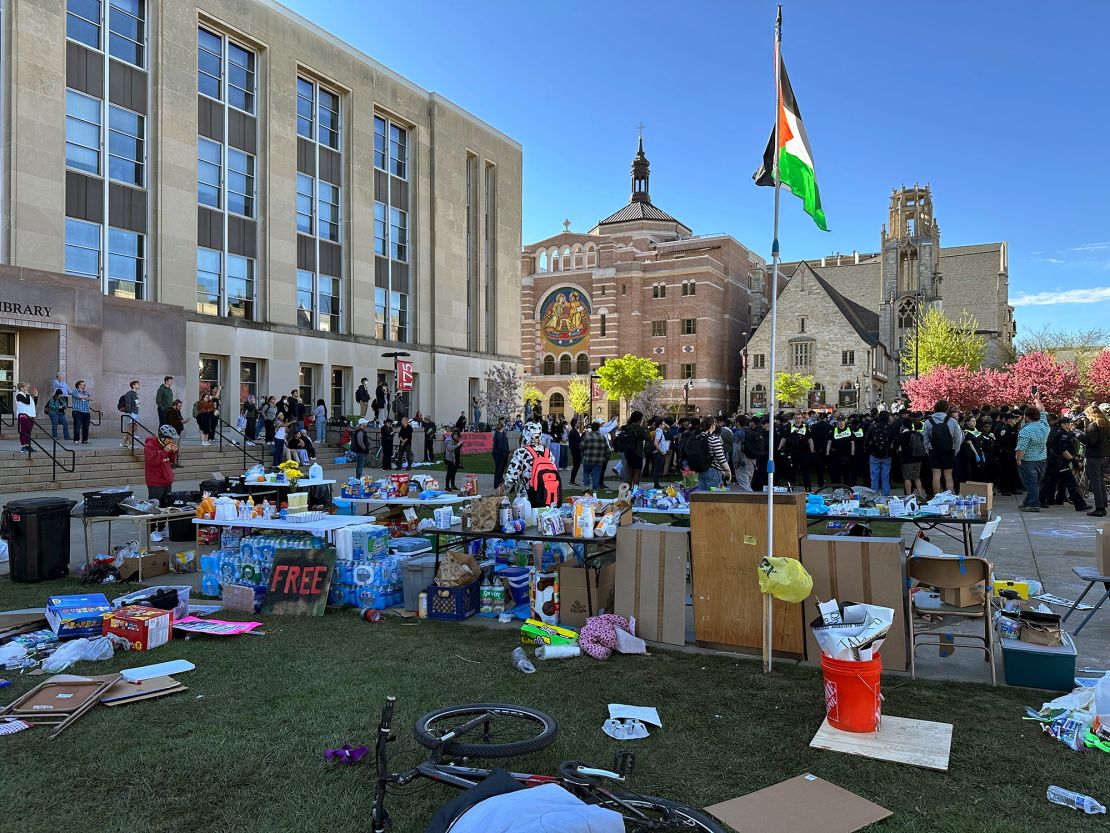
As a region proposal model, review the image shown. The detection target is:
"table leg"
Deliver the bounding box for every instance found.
[1071,582,1110,636]
[1062,581,1097,623]
[83,519,91,566]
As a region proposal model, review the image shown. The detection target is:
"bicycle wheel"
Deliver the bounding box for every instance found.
[412,703,558,759]
[603,793,728,833]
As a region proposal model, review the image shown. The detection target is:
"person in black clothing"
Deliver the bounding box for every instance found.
[995,412,1021,495]
[750,416,771,492]
[380,418,394,470]
[778,412,815,491]
[568,418,583,485]
[851,416,869,487]
[1048,415,1090,510]
[355,377,371,418]
[492,419,510,488]
[826,414,855,486]
[455,411,467,431]
[373,381,388,423]
[423,418,437,461]
[810,413,832,487]
[397,416,414,469]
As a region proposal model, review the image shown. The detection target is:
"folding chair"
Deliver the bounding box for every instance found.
[907,531,998,685]
[1062,566,1110,635]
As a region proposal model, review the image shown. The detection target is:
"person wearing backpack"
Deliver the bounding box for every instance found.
[778,412,815,491]
[355,377,371,418]
[350,417,371,479]
[496,422,562,507]
[119,379,141,449]
[922,400,964,495]
[617,411,650,487]
[747,416,771,491]
[864,411,895,496]
[899,414,927,498]
[810,413,832,488]
[733,415,755,492]
[579,421,609,491]
[649,415,670,488]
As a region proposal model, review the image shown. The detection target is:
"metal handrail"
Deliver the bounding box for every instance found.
[120,413,158,450]
[215,416,265,471]
[19,418,76,481]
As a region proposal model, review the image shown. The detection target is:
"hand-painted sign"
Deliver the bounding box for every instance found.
[460,431,493,454]
[262,546,337,616]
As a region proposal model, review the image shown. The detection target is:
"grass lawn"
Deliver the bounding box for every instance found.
[1,576,1105,833]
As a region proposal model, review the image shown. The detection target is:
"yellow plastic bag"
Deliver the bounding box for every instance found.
[757,557,813,603]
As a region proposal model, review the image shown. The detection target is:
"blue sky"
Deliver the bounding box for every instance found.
[284,0,1110,337]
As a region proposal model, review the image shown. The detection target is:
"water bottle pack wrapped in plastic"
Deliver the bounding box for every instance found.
[329,553,404,610]
[199,532,324,598]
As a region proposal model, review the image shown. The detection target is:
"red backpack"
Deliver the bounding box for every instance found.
[524,446,562,507]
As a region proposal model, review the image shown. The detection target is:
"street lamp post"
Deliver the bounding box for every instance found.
[683,380,694,417]
[740,330,749,415]
[382,351,412,416]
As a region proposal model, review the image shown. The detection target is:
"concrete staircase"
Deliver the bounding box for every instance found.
[0,441,353,493]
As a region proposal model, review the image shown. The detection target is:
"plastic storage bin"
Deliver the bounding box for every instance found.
[82,489,132,517]
[1000,633,1077,691]
[1,497,77,582]
[390,537,432,556]
[427,580,481,621]
[401,555,439,611]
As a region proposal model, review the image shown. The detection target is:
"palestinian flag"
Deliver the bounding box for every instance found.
[753,58,828,231]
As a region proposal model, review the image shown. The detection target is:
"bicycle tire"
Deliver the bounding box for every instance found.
[412,703,558,759]
[604,793,728,833]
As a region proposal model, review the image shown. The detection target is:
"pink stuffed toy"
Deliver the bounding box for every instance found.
[579,613,633,661]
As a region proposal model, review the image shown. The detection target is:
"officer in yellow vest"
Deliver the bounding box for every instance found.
[827,414,855,486]
[778,411,815,491]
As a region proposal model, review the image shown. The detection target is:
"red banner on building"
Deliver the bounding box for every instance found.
[396,359,413,392]
[459,432,493,455]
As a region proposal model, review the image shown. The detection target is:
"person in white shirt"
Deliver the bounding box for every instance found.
[15,382,38,455]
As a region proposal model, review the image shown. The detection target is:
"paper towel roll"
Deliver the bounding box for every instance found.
[534,643,581,661]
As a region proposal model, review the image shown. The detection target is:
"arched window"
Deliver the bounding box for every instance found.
[543,355,555,375]
[537,250,548,273]
[573,246,583,269]
[585,245,596,266]
[562,246,571,268]
[576,354,589,374]
[897,298,916,330]
[559,354,572,375]
[549,392,565,419]
[550,248,560,271]
[751,384,767,410]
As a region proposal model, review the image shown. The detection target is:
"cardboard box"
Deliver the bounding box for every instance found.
[1097,523,1109,576]
[119,550,170,580]
[615,523,689,647]
[101,605,172,651]
[961,482,994,518]
[557,562,616,628]
[222,584,259,612]
[800,536,909,671]
[520,618,578,647]
[46,593,112,638]
[940,583,987,608]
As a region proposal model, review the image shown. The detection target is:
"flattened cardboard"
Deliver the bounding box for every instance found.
[222,584,257,613]
[615,524,689,646]
[810,715,953,771]
[705,773,891,833]
[800,536,908,671]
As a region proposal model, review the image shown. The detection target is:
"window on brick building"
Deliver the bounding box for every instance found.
[559,354,572,374]
[651,320,667,337]
[576,354,589,374]
[792,342,812,368]
[652,284,666,298]
[681,318,697,335]
[681,281,696,296]
[842,350,855,365]
[752,353,766,369]
[600,314,606,336]
[543,355,554,375]
[680,363,695,379]
[656,363,666,379]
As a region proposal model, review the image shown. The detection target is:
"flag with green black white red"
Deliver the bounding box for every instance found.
[753,58,828,231]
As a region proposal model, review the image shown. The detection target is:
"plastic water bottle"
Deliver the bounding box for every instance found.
[1047,786,1106,814]
[510,646,536,674]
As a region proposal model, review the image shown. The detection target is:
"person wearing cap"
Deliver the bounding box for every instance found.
[350,417,371,479]
[1082,404,1110,516]
[995,412,1022,495]
[1047,414,1090,511]
[827,413,855,486]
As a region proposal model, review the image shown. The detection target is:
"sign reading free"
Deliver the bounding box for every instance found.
[261,546,337,616]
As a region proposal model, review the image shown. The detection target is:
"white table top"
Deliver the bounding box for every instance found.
[629,505,691,516]
[192,514,364,534]
[239,478,336,488]
[340,494,479,507]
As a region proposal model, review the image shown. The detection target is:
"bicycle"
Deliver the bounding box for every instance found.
[369,697,727,833]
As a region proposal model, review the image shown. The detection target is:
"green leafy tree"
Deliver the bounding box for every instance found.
[595,354,662,410]
[568,376,592,418]
[901,307,985,376]
[521,381,542,416]
[774,372,813,408]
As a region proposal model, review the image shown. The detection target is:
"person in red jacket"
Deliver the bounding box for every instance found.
[145,425,179,507]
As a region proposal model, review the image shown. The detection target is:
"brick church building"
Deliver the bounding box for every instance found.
[520,140,766,420]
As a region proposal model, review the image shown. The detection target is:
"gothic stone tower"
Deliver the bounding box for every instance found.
[880,185,940,379]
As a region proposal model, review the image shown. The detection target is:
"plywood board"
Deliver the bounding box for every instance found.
[690,492,806,654]
[705,773,891,833]
[810,715,952,771]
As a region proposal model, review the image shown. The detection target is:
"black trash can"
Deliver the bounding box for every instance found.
[1,497,77,583]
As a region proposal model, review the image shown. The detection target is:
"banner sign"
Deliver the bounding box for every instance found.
[262,546,337,616]
[396,360,413,392]
[459,431,493,455]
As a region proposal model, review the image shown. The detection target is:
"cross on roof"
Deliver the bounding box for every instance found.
[637,122,646,138]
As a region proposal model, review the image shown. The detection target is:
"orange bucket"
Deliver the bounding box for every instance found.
[820,653,882,733]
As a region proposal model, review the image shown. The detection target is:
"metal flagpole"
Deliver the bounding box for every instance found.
[763,5,784,674]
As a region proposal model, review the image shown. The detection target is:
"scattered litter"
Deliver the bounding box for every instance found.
[602,717,649,740]
[40,637,114,673]
[535,644,580,660]
[188,604,222,616]
[1047,786,1106,815]
[705,773,892,833]
[810,600,893,662]
[1034,593,1093,611]
[510,647,535,674]
[0,719,33,736]
[1024,676,1110,752]
[325,744,369,764]
[455,655,480,665]
[173,617,262,636]
[608,704,661,727]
